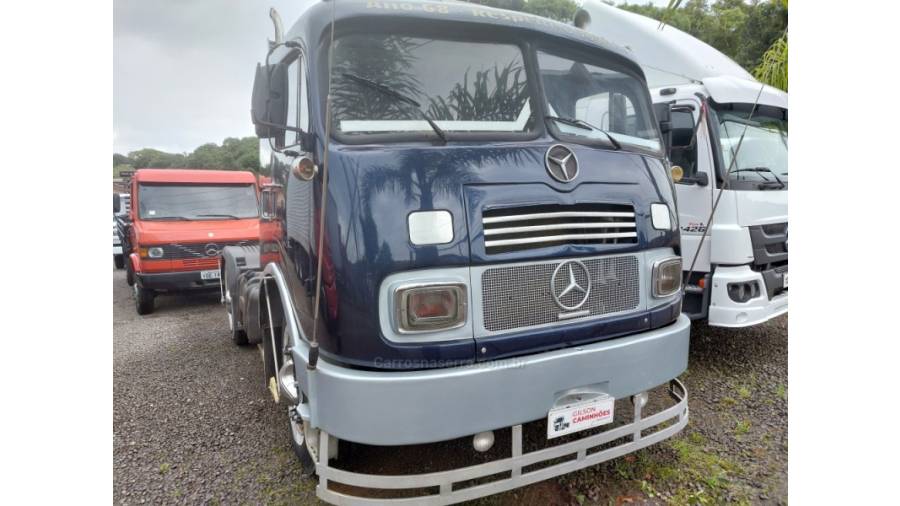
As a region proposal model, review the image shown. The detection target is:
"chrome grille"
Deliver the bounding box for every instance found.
[482,203,637,254]
[158,240,258,260]
[481,255,640,332]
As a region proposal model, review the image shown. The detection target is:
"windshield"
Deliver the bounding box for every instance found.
[138,183,259,220]
[536,51,661,152]
[717,109,788,185]
[331,34,534,136]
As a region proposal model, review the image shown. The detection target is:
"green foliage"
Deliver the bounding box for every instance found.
[619,0,788,89]
[754,32,787,91]
[113,136,262,174]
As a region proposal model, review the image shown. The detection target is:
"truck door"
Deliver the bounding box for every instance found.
[669,100,714,280]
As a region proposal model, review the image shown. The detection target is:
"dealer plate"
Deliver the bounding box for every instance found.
[547,394,614,439]
[200,269,220,280]
[783,273,788,289]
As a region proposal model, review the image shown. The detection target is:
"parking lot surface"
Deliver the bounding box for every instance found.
[113,269,787,505]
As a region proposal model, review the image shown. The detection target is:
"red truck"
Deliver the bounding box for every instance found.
[114,169,260,314]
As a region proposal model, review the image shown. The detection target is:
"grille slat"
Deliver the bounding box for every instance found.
[483,211,635,224]
[482,203,637,254]
[485,232,638,248]
[481,255,640,333]
[484,222,636,236]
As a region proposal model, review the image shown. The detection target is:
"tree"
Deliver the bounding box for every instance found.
[118,137,262,174]
[624,0,788,90]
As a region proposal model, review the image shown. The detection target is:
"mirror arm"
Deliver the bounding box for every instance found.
[252,112,307,134]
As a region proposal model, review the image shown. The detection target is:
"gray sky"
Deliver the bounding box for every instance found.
[113,0,672,155]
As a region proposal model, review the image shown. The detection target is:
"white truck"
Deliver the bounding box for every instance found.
[575,1,787,328]
[113,192,130,269]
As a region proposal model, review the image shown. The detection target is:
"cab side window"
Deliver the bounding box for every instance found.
[284,57,300,148]
[279,51,309,149]
[670,109,697,179]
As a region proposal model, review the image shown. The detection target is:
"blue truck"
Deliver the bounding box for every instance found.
[222,1,690,503]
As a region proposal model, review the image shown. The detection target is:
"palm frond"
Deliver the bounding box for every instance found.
[753,32,788,91]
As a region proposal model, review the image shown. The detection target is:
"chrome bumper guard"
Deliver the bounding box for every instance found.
[315,379,688,505]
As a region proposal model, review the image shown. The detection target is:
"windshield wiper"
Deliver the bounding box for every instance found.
[731,167,785,188]
[197,213,243,219]
[341,73,447,144]
[545,115,621,150]
[150,216,191,221]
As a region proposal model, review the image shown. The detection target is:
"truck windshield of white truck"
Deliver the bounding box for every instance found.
[718,108,788,187]
[137,183,259,221]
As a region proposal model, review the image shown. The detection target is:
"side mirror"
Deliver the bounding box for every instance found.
[682,171,709,187]
[260,187,277,221]
[113,193,121,213]
[251,62,288,139]
[653,102,672,154]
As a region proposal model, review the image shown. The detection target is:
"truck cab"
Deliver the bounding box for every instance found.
[116,168,260,315]
[576,1,788,328]
[225,1,690,502]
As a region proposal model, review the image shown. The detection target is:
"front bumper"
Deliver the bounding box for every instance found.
[136,270,219,292]
[292,314,690,446]
[316,379,687,505]
[708,265,787,327]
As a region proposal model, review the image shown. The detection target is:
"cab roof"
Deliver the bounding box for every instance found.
[575,0,752,88]
[575,1,786,108]
[133,169,257,184]
[288,0,641,70]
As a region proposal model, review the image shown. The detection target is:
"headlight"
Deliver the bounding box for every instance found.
[395,283,467,333]
[652,257,682,297]
[140,246,165,259]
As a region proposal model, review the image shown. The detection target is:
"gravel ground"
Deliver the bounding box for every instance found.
[113,269,787,505]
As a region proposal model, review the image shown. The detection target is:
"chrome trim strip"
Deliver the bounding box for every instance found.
[483,211,635,224]
[262,262,308,350]
[484,222,636,236]
[485,232,637,248]
[315,380,688,505]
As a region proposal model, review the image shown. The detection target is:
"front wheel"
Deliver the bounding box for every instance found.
[289,417,318,476]
[114,254,124,269]
[125,261,135,286]
[134,285,155,315]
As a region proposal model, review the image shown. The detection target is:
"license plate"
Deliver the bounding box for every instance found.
[783,273,788,289]
[200,269,220,280]
[547,394,614,439]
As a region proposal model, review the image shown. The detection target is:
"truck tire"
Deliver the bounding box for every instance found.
[125,262,135,286]
[114,254,125,269]
[290,418,317,476]
[134,285,155,315]
[228,288,249,345]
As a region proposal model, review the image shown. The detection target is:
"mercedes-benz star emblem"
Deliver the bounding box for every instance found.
[545,144,579,183]
[205,243,221,257]
[550,260,592,311]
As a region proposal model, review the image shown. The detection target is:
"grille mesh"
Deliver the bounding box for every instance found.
[159,240,257,260]
[481,255,640,332]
